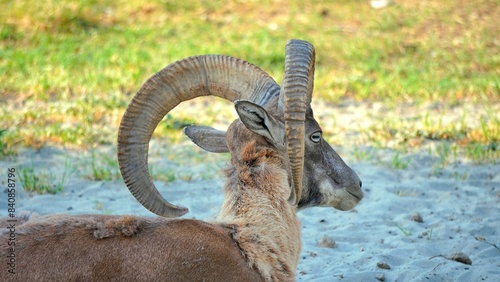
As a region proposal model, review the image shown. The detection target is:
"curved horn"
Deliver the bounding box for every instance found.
[118,55,280,217]
[280,39,315,205]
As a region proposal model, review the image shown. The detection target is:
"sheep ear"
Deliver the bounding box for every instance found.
[234,100,284,146]
[183,126,229,153]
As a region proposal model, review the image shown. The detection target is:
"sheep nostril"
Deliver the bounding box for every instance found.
[359,181,362,188]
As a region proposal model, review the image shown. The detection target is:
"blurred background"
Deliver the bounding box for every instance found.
[1,0,498,166]
[2,3,498,279]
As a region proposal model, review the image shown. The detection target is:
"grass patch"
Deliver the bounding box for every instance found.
[390,152,411,169]
[357,102,499,164]
[87,150,120,181]
[149,166,177,183]
[1,0,498,165]
[353,146,375,162]
[0,129,17,158]
[19,160,70,194]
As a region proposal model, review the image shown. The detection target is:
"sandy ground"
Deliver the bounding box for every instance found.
[1,99,499,281]
[1,142,499,281]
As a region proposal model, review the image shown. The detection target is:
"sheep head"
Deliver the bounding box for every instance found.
[118,39,363,217]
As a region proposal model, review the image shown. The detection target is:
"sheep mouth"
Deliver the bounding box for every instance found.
[347,189,363,201]
[333,188,363,211]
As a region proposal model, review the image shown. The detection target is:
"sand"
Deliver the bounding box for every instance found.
[1,142,498,281]
[1,98,499,281]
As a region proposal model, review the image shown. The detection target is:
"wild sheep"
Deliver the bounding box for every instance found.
[1,39,363,281]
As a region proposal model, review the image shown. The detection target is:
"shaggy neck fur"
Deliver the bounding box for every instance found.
[216,122,301,282]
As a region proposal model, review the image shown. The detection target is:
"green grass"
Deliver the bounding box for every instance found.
[396,223,412,237]
[87,150,119,181]
[0,129,16,158]
[1,0,498,163]
[18,161,69,194]
[390,152,410,169]
[353,146,375,162]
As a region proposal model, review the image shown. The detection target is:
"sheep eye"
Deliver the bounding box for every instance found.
[310,132,322,143]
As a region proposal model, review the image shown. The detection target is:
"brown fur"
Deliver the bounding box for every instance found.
[217,122,301,281]
[2,214,263,281]
[0,119,300,282]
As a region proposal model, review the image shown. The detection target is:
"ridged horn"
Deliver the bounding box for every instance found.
[280,39,315,205]
[118,55,280,217]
